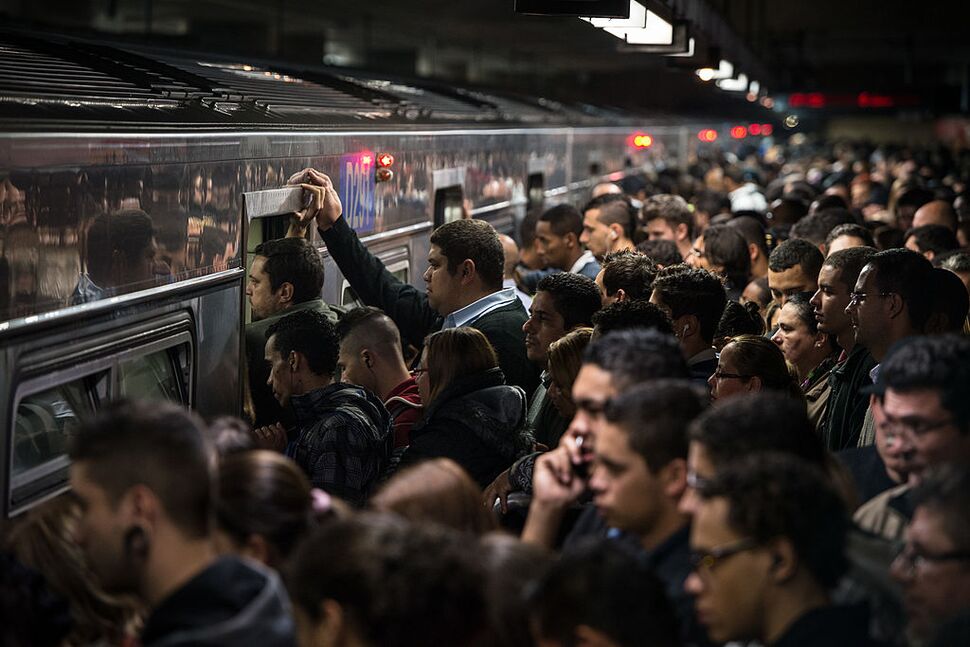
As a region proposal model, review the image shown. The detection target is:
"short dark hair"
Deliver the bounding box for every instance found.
[601,250,658,300]
[641,194,693,240]
[584,329,688,389]
[528,540,681,647]
[650,266,727,344]
[822,246,878,290]
[606,380,706,472]
[253,237,325,304]
[266,309,340,377]
[703,224,751,289]
[85,210,155,281]
[336,306,403,357]
[768,238,824,278]
[583,194,637,240]
[689,392,826,469]
[811,194,848,213]
[906,225,960,256]
[715,300,765,342]
[727,216,768,255]
[536,272,602,330]
[635,239,683,266]
[912,464,970,551]
[791,209,854,247]
[824,223,875,249]
[286,514,487,646]
[699,453,849,589]
[866,249,935,332]
[879,334,970,432]
[430,218,504,291]
[784,292,822,335]
[592,299,674,337]
[69,400,212,538]
[769,196,809,225]
[539,204,584,238]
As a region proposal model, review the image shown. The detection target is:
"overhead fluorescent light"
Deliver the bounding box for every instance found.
[696,59,733,81]
[581,1,646,28]
[602,10,673,45]
[619,21,690,53]
[717,73,749,92]
[665,37,695,57]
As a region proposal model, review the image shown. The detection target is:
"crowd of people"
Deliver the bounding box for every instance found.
[4,141,970,647]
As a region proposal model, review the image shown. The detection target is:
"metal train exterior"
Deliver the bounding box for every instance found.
[0,28,696,518]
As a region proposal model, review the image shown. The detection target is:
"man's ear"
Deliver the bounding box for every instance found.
[277,281,295,304]
[748,375,763,393]
[361,349,374,370]
[676,223,690,242]
[124,484,160,529]
[316,599,350,647]
[767,538,799,583]
[608,223,623,241]
[289,350,302,372]
[459,259,477,283]
[615,288,627,303]
[661,458,688,500]
[748,242,760,263]
[564,232,579,249]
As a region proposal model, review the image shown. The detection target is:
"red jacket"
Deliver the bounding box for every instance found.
[384,376,423,448]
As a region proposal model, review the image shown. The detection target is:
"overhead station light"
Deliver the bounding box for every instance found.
[696,59,733,82]
[580,1,678,46]
[716,73,748,92]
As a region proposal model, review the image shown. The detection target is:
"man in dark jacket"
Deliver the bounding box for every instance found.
[69,400,295,647]
[288,168,539,396]
[264,309,392,506]
[245,236,338,427]
[336,306,422,448]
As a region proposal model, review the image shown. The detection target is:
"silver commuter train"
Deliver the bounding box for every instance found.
[0,28,696,517]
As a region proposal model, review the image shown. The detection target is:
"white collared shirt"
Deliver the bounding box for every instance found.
[442,287,519,329]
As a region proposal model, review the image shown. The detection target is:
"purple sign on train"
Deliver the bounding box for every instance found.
[338,152,376,234]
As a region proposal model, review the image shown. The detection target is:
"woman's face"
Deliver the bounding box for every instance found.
[416,348,431,404]
[547,378,576,420]
[770,303,818,367]
[708,344,757,402]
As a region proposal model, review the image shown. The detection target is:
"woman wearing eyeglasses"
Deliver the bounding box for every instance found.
[708,334,803,403]
[770,292,840,430]
[401,327,532,488]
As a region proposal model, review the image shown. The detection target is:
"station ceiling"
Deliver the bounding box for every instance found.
[3,0,969,117]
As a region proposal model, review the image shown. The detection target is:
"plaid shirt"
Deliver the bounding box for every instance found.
[287,383,392,506]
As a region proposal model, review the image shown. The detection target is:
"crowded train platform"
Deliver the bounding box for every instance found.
[3,2,970,646]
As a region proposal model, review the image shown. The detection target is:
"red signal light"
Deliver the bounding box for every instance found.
[697,129,718,143]
[730,126,748,139]
[360,154,373,165]
[749,123,762,135]
[377,153,395,167]
[761,124,774,136]
[631,133,653,148]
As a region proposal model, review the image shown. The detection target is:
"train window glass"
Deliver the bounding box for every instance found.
[589,162,602,176]
[527,173,545,212]
[117,345,188,403]
[340,260,409,308]
[434,186,464,228]
[12,372,105,481]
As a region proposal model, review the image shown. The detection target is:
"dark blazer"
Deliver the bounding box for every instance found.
[320,218,540,395]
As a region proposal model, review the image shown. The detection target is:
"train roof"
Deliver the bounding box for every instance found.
[0,28,669,131]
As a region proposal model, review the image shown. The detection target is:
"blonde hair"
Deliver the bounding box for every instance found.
[371,459,498,534]
[547,327,593,403]
[725,334,804,400]
[424,327,498,405]
[5,494,142,645]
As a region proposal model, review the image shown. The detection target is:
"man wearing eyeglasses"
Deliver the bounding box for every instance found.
[854,335,970,545]
[845,249,935,449]
[890,464,970,645]
[686,454,880,646]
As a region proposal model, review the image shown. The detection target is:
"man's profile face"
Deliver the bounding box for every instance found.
[881,387,969,482]
[581,209,611,259]
[535,221,572,270]
[422,245,463,316]
[645,217,678,243]
[891,506,970,643]
[247,256,285,320]
[70,462,138,594]
[810,264,851,337]
[522,291,568,364]
[567,364,616,446]
[265,335,293,407]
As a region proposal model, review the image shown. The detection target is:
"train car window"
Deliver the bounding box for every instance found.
[11,369,109,512]
[434,186,464,229]
[589,162,602,176]
[341,260,410,308]
[117,344,189,403]
[527,173,545,212]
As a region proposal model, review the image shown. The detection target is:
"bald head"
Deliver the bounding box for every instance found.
[913,200,957,231]
[591,182,623,199]
[498,233,520,279]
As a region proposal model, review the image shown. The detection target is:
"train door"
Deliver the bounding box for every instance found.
[433,167,466,229]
